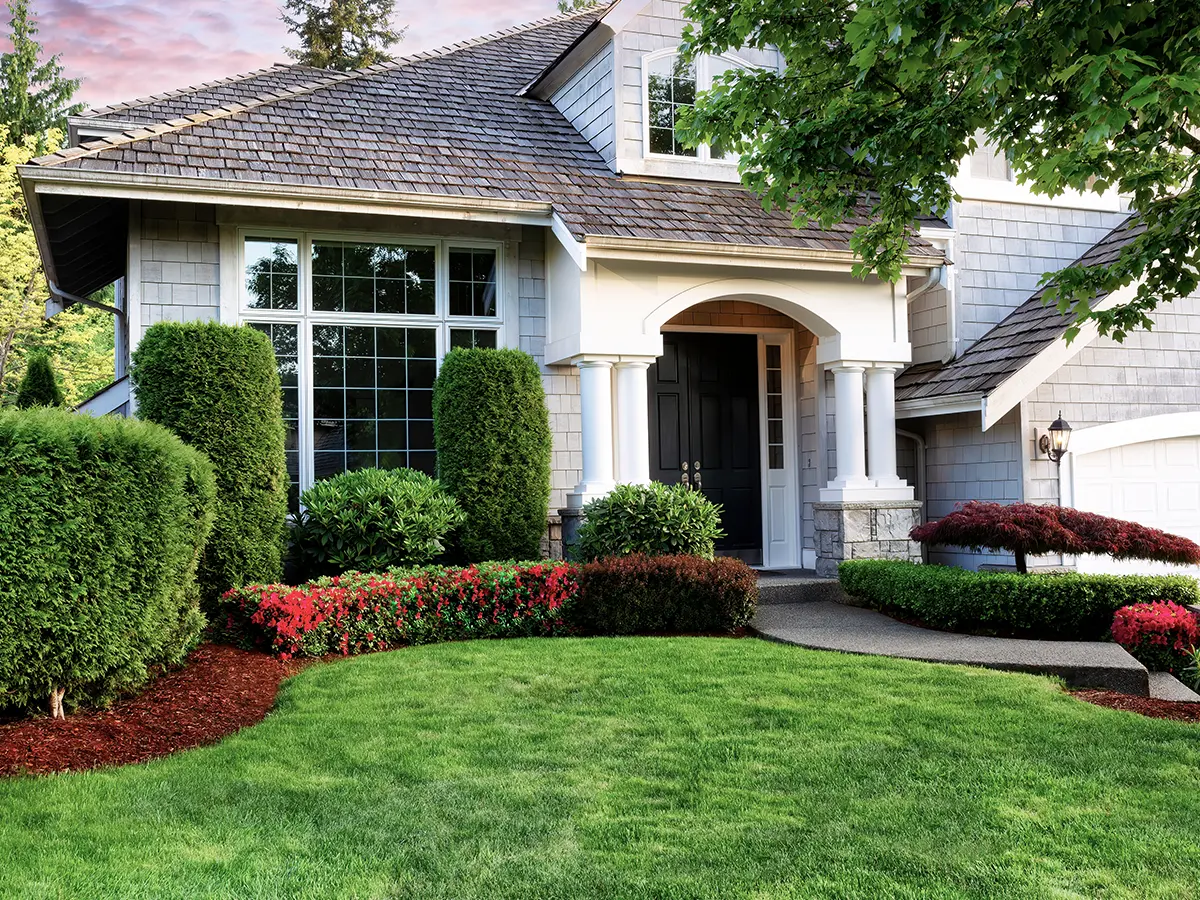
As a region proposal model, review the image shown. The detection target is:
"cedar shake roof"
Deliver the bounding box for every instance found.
[896,215,1141,401]
[78,64,335,126]
[33,8,938,259]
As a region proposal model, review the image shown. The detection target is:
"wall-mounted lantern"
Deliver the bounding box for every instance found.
[1038,412,1073,466]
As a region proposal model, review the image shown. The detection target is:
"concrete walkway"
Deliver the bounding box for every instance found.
[754,601,1152,695]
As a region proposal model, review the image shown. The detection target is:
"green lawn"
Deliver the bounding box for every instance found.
[2,638,1198,899]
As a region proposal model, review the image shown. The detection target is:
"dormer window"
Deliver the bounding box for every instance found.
[644,50,748,163]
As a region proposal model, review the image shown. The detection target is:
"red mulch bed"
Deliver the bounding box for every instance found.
[1072,690,1200,723]
[0,644,307,778]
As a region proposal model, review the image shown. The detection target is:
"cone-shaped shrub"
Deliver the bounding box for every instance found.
[132,322,288,609]
[15,352,64,408]
[433,348,551,562]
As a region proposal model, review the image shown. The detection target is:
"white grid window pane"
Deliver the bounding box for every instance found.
[766,344,784,470]
[245,238,298,310]
[311,241,436,315]
[248,322,301,512]
[312,325,438,479]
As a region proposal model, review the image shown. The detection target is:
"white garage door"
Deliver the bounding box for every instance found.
[1073,436,1200,576]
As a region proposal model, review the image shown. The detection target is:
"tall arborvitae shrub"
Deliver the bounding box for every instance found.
[131,322,288,608]
[15,353,64,408]
[433,348,552,561]
[0,407,215,718]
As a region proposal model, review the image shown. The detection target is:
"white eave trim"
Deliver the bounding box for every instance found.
[583,234,945,273]
[896,393,983,419]
[981,279,1142,431]
[1067,411,1200,458]
[551,213,588,271]
[18,166,556,227]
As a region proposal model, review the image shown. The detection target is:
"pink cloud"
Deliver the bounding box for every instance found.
[18,0,565,109]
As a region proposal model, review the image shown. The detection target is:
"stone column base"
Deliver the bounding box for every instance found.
[540,515,565,560]
[813,501,923,577]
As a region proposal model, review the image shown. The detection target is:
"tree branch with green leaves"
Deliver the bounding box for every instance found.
[678,0,1200,341]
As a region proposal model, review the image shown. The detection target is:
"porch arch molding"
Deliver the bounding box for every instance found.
[643,278,840,339]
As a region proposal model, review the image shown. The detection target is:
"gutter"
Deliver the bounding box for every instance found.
[18,166,557,227]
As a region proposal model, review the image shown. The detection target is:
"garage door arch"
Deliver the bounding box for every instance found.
[1061,412,1200,576]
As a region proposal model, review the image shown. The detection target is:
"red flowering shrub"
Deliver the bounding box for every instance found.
[1111,602,1200,674]
[576,554,758,635]
[911,501,1200,573]
[216,561,579,659]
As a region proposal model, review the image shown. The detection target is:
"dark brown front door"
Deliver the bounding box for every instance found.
[649,332,763,564]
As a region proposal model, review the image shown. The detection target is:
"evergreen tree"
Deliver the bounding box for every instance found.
[0,0,81,151]
[281,0,404,71]
[15,351,62,408]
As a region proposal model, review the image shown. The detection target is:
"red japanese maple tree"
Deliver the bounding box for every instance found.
[910,502,1200,574]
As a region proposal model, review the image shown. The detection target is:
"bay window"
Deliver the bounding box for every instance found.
[239,231,504,510]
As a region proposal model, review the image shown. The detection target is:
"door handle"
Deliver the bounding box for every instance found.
[681,461,690,486]
[692,461,702,491]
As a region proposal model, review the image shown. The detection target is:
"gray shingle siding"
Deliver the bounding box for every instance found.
[918,409,1023,568]
[952,200,1128,347]
[907,276,950,365]
[137,201,220,340]
[551,44,615,164]
[1023,290,1200,504]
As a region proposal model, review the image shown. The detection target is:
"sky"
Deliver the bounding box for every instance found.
[19,0,568,109]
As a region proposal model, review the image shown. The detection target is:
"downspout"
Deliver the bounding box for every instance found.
[906,239,958,364]
[49,279,129,381]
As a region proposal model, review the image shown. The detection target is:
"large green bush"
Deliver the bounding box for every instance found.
[292,467,465,577]
[573,482,725,562]
[574,554,758,635]
[839,559,1200,640]
[132,322,288,608]
[432,348,551,561]
[0,407,215,716]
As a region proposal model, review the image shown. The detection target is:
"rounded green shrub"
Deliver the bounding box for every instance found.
[432,348,552,562]
[292,468,465,577]
[0,406,215,716]
[131,322,288,609]
[573,482,725,562]
[15,352,64,408]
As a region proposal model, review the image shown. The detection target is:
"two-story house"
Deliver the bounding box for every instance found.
[20,1,1200,576]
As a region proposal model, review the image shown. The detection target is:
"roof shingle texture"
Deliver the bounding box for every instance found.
[896,215,1140,401]
[39,11,936,257]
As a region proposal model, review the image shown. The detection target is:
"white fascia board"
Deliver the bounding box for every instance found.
[895,393,983,419]
[981,280,1141,431]
[584,234,944,273]
[950,172,1125,212]
[600,0,653,33]
[19,175,60,308]
[19,167,555,227]
[551,213,588,271]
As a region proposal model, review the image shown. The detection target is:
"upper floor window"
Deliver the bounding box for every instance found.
[967,139,1013,181]
[644,50,747,163]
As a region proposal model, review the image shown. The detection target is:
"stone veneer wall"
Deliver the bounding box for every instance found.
[813,502,924,577]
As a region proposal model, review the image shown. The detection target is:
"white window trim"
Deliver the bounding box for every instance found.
[641,48,752,165]
[231,227,508,498]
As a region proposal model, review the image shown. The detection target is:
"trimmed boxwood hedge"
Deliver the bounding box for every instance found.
[132,322,289,608]
[432,348,551,562]
[0,407,215,715]
[572,482,725,562]
[839,559,1200,640]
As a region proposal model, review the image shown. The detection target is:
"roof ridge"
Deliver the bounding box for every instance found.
[76,63,322,119]
[37,7,604,168]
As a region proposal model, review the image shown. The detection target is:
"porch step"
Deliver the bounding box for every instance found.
[757,570,844,606]
[1149,672,1200,703]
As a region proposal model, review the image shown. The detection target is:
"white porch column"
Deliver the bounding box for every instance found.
[570,358,616,505]
[829,364,870,491]
[866,364,904,487]
[614,360,652,485]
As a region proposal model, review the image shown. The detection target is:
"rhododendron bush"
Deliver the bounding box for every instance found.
[1111,602,1200,674]
[216,561,579,659]
[911,502,1200,573]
